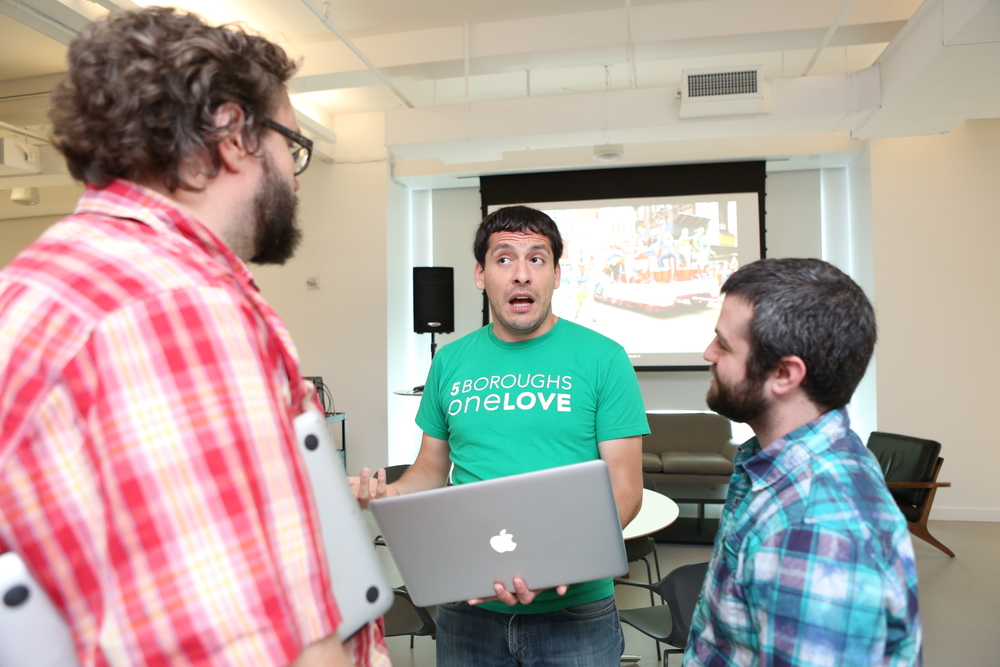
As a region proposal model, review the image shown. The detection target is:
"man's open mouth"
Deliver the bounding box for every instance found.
[509,295,535,312]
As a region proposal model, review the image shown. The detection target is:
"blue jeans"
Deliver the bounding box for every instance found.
[434,595,624,666]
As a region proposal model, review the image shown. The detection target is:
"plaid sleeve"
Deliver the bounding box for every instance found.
[352,618,392,667]
[746,525,921,666]
[2,285,341,665]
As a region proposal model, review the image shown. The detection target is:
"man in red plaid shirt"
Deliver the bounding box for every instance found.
[0,7,389,666]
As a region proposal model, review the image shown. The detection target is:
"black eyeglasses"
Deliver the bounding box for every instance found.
[263,119,313,176]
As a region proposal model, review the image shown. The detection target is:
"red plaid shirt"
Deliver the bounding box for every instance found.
[0,180,389,666]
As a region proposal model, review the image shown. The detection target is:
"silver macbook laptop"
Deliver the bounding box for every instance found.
[293,410,393,640]
[368,460,628,607]
[0,552,80,667]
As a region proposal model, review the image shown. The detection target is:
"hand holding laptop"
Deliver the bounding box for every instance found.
[367,461,628,608]
[351,465,570,607]
[468,577,569,607]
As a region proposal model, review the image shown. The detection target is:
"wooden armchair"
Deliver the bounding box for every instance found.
[866,431,954,557]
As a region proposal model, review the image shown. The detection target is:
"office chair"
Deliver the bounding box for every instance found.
[616,560,709,666]
[383,464,410,484]
[619,473,663,605]
[383,586,437,648]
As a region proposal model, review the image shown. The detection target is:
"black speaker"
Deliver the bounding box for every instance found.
[413,267,454,334]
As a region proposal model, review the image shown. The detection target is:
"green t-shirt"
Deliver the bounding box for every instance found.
[416,318,649,614]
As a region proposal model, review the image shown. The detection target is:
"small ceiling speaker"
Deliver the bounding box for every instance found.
[11,187,40,206]
[593,144,624,163]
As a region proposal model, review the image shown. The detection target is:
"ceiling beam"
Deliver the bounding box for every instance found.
[291,20,907,97]
[0,0,82,44]
[384,70,881,165]
[855,0,1000,139]
[297,0,414,108]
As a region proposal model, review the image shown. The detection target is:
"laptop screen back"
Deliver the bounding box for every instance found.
[369,460,627,607]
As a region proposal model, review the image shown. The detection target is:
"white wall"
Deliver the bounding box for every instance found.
[385,182,424,466]
[845,151,878,441]
[383,186,483,464]
[0,215,61,266]
[765,170,823,259]
[869,119,1000,521]
[430,187,486,348]
[255,111,392,475]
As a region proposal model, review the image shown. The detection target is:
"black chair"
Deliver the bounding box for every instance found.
[623,538,660,606]
[619,474,663,605]
[866,431,954,557]
[616,561,709,666]
[383,464,410,484]
[382,586,436,648]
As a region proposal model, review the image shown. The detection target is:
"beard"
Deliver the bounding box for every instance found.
[248,153,301,265]
[706,366,770,425]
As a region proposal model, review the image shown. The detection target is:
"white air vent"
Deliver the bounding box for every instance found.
[680,67,770,119]
[0,138,42,176]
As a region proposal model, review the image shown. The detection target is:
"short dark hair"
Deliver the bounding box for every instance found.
[721,258,876,411]
[473,206,564,266]
[50,7,297,191]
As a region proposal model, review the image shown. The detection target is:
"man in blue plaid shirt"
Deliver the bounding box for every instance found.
[684,258,922,666]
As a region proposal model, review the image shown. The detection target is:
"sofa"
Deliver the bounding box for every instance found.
[642,412,738,485]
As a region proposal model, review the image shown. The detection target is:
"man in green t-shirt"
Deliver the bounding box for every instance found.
[355,205,649,666]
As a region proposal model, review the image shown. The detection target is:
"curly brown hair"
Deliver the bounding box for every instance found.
[50,7,297,191]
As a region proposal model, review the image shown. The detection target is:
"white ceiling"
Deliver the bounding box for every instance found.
[0,0,998,209]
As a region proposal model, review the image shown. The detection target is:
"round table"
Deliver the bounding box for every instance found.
[622,488,680,540]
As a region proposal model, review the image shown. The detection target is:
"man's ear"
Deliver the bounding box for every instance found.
[213,102,250,174]
[768,355,807,397]
[474,263,486,291]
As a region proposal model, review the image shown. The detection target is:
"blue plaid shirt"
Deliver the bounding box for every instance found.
[683,409,922,666]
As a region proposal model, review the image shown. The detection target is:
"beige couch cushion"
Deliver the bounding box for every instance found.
[659,452,734,475]
[642,452,663,472]
[643,412,735,455]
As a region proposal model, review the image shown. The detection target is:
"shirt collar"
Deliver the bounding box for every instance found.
[74,179,258,291]
[487,316,562,349]
[738,408,852,491]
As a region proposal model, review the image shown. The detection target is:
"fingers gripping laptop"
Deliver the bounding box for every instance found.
[368,459,628,608]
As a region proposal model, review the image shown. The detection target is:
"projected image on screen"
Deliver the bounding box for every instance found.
[495,193,760,368]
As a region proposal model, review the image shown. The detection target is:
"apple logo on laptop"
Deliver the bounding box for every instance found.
[490,529,517,553]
